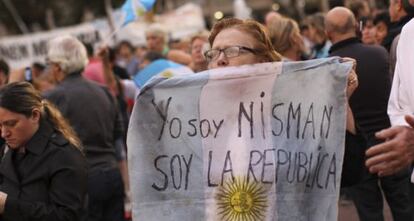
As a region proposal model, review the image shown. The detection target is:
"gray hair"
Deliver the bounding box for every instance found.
[145,23,169,43]
[47,35,88,74]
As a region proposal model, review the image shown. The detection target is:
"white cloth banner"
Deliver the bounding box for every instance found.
[127,58,352,221]
[0,23,101,69]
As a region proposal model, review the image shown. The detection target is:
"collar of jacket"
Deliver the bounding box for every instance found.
[23,118,54,156]
[384,15,414,44]
[62,70,83,82]
[313,40,328,51]
[393,15,414,28]
[329,37,360,54]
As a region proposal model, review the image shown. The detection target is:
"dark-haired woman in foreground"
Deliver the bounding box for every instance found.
[0,82,87,221]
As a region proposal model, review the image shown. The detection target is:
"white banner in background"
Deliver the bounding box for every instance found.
[0,24,101,69]
[0,3,205,69]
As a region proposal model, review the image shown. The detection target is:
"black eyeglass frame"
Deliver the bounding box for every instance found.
[203,46,259,62]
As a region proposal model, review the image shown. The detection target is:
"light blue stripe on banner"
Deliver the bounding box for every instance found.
[133,59,184,88]
[128,71,209,221]
[128,57,351,221]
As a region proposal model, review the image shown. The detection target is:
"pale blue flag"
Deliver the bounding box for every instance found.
[133,59,193,88]
[121,0,156,26]
[127,57,352,221]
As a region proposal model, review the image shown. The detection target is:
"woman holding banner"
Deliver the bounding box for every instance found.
[205,18,358,132]
[204,18,362,186]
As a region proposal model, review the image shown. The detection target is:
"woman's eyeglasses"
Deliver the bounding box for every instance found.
[203,46,258,62]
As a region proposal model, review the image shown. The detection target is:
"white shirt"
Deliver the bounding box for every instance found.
[387,18,414,182]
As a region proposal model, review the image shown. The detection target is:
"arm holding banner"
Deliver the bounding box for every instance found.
[344,57,358,134]
[341,58,368,187]
[166,50,192,66]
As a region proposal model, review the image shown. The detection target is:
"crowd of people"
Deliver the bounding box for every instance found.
[0,0,414,220]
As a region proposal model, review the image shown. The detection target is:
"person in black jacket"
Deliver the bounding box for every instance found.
[326,7,412,221]
[383,0,414,51]
[0,81,87,221]
[44,35,125,221]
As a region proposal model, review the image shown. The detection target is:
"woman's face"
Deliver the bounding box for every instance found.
[375,22,388,45]
[388,0,400,22]
[208,28,262,69]
[307,25,319,44]
[0,107,39,149]
[362,21,377,45]
[0,72,7,86]
[119,44,133,59]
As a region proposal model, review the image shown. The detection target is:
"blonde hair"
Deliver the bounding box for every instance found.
[268,16,302,54]
[209,18,282,62]
[306,13,328,41]
[42,100,82,149]
[0,82,82,149]
[190,30,210,45]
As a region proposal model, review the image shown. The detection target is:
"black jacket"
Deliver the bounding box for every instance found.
[44,72,124,171]
[0,119,87,221]
[382,15,413,51]
[330,38,391,187]
[330,37,391,136]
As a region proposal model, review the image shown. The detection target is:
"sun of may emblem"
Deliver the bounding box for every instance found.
[135,6,146,17]
[216,178,268,221]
